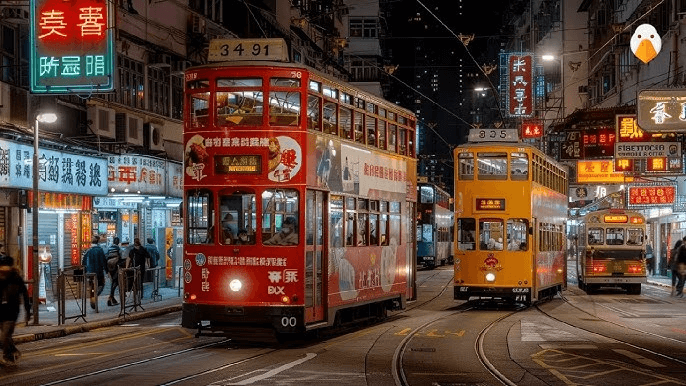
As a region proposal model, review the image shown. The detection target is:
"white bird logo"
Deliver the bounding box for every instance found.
[630,24,661,64]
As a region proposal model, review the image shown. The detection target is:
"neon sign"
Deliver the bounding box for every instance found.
[30,0,114,94]
[502,53,533,118]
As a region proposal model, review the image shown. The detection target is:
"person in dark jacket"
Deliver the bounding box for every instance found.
[144,238,161,283]
[0,255,30,365]
[106,237,123,306]
[675,237,686,297]
[669,240,682,296]
[129,238,150,294]
[82,235,107,309]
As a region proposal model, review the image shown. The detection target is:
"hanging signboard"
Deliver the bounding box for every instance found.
[637,89,686,132]
[30,0,115,94]
[627,185,676,207]
[500,52,534,118]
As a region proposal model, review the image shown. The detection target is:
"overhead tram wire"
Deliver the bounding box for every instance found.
[414,0,505,122]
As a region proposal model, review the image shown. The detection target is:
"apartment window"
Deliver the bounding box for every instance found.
[148,66,170,116]
[117,55,144,109]
[350,58,379,82]
[350,18,378,38]
[1,24,17,84]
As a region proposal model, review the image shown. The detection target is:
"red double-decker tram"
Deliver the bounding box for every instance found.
[181,59,417,338]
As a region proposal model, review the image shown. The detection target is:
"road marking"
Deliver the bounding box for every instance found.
[521,321,580,342]
[613,349,665,367]
[395,328,412,336]
[224,353,317,385]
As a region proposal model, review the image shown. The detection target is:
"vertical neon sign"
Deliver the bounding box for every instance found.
[30,0,114,94]
[506,53,533,118]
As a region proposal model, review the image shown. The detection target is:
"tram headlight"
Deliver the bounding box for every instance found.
[229,279,242,292]
[485,272,496,282]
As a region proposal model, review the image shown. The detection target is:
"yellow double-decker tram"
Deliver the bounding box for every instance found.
[454,129,568,304]
[575,209,647,295]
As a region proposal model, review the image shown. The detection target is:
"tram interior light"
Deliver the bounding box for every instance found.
[485,272,496,282]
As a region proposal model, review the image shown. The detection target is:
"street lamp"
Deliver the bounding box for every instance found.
[33,112,56,324]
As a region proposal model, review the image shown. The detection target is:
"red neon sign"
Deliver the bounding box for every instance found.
[628,186,676,205]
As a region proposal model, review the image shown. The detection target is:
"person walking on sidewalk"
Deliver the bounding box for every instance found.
[82,235,107,309]
[669,240,682,296]
[0,255,30,366]
[106,237,124,306]
[129,238,150,295]
[144,237,161,283]
[675,237,686,297]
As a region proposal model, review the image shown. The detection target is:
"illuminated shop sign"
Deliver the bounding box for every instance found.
[627,185,676,206]
[0,139,107,195]
[576,160,632,184]
[604,215,628,223]
[108,155,167,195]
[30,0,115,94]
[501,52,533,118]
[521,120,543,139]
[214,155,262,174]
[637,89,686,132]
[475,198,505,211]
[560,129,616,160]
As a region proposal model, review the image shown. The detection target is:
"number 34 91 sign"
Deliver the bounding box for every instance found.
[208,38,288,62]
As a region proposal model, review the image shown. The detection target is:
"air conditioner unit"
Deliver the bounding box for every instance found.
[144,123,165,151]
[115,112,144,146]
[87,105,116,138]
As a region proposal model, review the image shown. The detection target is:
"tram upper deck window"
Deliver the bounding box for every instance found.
[271,78,300,88]
[216,91,264,127]
[510,152,529,181]
[419,186,435,204]
[457,218,476,251]
[606,228,625,245]
[477,152,507,180]
[323,101,338,135]
[190,92,210,129]
[627,228,644,245]
[269,91,301,126]
[479,218,503,251]
[457,152,474,180]
[587,228,603,245]
[307,94,321,131]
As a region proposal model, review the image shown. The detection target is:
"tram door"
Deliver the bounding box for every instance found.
[305,190,325,323]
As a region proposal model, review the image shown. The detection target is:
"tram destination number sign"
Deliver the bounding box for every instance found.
[208,38,289,62]
[468,128,519,142]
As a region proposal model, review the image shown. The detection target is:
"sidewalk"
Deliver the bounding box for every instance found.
[14,283,182,344]
[647,273,673,288]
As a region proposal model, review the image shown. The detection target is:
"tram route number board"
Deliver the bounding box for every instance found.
[208,38,289,62]
[468,128,519,143]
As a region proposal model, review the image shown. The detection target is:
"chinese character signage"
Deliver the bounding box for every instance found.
[521,120,543,139]
[108,155,167,195]
[30,0,115,94]
[0,139,107,195]
[576,160,632,183]
[637,89,686,132]
[475,198,506,211]
[503,53,533,118]
[560,129,616,160]
[627,185,676,207]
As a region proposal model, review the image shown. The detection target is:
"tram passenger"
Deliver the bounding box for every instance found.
[223,226,235,245]
[235,229,253,245]
[264,217,299,245]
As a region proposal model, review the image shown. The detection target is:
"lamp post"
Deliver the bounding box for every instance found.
[33,112,57,325]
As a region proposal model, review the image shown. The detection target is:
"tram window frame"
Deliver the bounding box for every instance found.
[369,200,379,245]
[354,111,364,143]
[398,128,407,155]
[323,100,338,135]
[189,92,210,129]
[477,152,508,180]
[588,228,604,245]
[330,195,344,248]
[378,120,387,150]
[457,152,474,180]
[510,152,529,181]
[379,201,389,246]
[307,94,322,131]
[507,218,528,251]
[219,189,256,246]
[268,90,301,127]
[366,115,377,147]
[261,189,300,246]
[186,189,214,245]
[479,218,504,251]
[345,196,356,246]
[340,106,353,140]
[309,80,321,92]
[357,198,369,246]
[389,201,401,246]
[606,227,625,245]
[388,124,397,152]
[627,228,644,245]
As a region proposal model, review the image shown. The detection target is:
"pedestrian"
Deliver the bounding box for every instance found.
[0,255,31,366]
[676,237,686,297]
[669,240,682,296]
[144,237,161,283]
[645,244,654,276]
[106,237,123,306]
[129,238,150,294]
[82,235,107,309]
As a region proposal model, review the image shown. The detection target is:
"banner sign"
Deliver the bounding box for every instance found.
[0,139,107,195]
[576,160,632,183]
[627,185,676,207]
[108,155,166,195]
[30,0,115,94]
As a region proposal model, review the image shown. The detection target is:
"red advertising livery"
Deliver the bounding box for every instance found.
[181,60,417,338]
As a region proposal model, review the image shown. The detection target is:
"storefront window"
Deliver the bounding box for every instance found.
[219,189,256,245]
[262,189,299,245]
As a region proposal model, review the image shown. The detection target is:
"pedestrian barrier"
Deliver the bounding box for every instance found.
[57,268,96,325]
[117,266,144,318]
[149,266,164,301]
